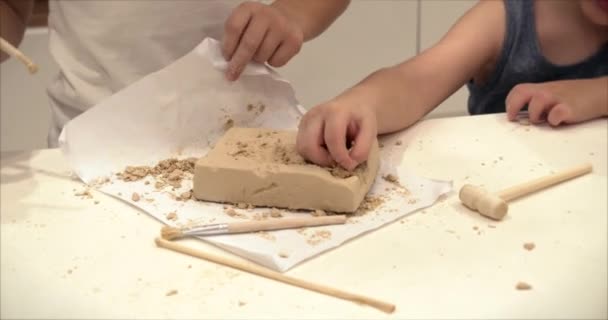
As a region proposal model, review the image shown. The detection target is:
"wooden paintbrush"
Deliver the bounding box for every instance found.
[161,215,347,240]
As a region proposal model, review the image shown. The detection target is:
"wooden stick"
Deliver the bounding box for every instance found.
[228,215,346,233]
[0,37,38,74]
[497,162,592,201]
[155,237,396,314]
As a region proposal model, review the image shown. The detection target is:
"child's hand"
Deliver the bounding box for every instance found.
[296,101,377,171]
[222,1,303,81]
[506,78,608,126]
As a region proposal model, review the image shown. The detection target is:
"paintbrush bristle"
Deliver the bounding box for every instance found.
[160,226,183,240]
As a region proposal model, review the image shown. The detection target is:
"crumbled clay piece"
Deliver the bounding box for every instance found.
[179,191,192,201]
[118,158,196,188]
[516,282,532,290]
[131,192,140,202]
[193,127,380,213]
[488,224,496,228]
[166,289,178,296]
[312,209,327,217]
[225,208,247,219]
[379,142,384,148]
[523,242,535,251]
[74,189,93,199]
[238,301,247,307]
[473,226,479,231]
[144,181,150,185]
[257,231,276,241]
[166,212,178,221]
[237,203,248,209]
[224,118,234,131]
[306,230,332,246]
[395,140,402,146]
[353,195,385,216]
[278,251,289,258]
[270,208,282,218]
[382,174,399,183]
[94,200,100,205]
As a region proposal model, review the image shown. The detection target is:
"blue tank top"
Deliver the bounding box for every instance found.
[466,0,608,115]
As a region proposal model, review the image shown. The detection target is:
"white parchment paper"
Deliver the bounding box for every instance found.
[59,38,451,272]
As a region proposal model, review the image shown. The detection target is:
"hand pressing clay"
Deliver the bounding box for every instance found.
[193,127,380,213]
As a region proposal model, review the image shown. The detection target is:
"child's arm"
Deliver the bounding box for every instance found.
[222,0,350,81]
[296,1,506,170]
[0,0,33,62]
[506,77,608,126]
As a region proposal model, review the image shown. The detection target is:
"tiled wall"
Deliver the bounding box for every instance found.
[0,0,476,152]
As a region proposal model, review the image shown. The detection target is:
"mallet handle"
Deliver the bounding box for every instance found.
[498,163,592,202]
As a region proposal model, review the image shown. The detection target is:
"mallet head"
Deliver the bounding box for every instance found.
[459,184,508,220]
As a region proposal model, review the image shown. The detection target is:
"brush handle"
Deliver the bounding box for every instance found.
[497,162,592,202]
[227,215,346,234]
[0,37,38,74]
[155,237,395,313]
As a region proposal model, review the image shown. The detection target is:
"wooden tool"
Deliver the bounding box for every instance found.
[161,215,347,240]
[155,237,396,313]
[459,162,593,220]
[0,37,38,74]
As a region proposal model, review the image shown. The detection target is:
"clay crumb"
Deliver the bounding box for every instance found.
[166,211,178,221]
[131,192,140,202]
[473,226,479,231]
[395,140,402,146]
[75,189,92,199]
[224,118,234,131]
[179,191,192,201]
[166,289,178,296]
[278,251,289,258]
[225,208,247,219]
[382,174,399,184]
[307,230,332,246]
[257,231,276,241]
[516,282,532,290]
[155,181,165,189]
[312,209,327,217]
[167,169,183,181]
[523,242,535,251]
[488,224,496,228]
[354,195,385,216]
[238,301,247,307]
[270,208,283,218]
[94,200,100,205]
[144,181,150,185]
[237,203,248,209]
[379,142,385,148]
[187,265,192,269]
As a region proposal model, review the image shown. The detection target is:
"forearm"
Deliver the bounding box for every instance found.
[588,76,608,116]
[339,57,461,135]
[0,0,33,62]
[271,0,350,41]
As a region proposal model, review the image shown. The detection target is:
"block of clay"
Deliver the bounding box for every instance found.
[193,127,380,213]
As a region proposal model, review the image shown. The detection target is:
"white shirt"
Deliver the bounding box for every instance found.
[46,0,241,147]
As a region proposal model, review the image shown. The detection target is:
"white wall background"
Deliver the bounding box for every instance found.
[0,0,475,152]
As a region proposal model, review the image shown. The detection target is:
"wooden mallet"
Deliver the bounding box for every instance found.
[459,162,593,220]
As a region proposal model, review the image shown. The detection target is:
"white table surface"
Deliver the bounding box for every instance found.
[2,114,607,319]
